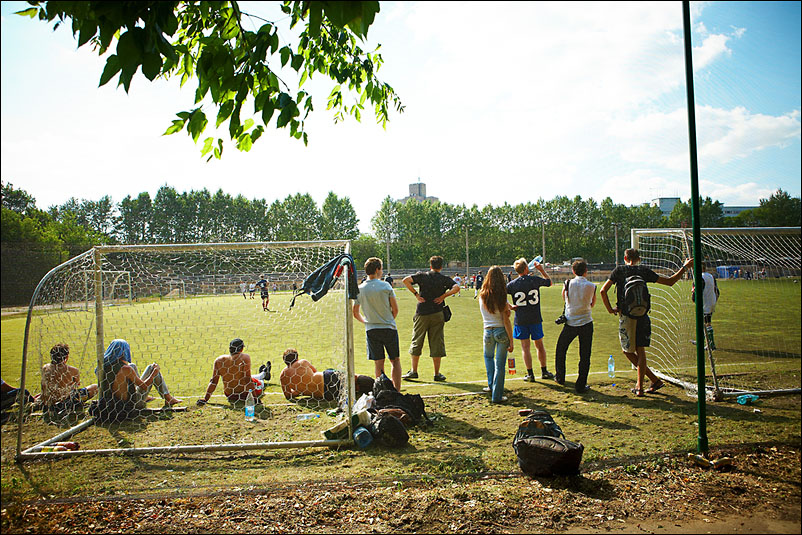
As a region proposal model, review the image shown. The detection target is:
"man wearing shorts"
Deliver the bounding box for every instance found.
[41,343,98,414]
[693,261,720,350]
[473,270,484,299]
[353,257,402,391]
[240,281,247,299]
[279,349,373,401]
[255,275,270,311]
[507,257,555,382]
[601,248,692,396]
[402,256,460,382]
[248,282,256,299]
[197,338,271,405]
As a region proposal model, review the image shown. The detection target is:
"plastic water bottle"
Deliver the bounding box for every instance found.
[608,355,615,378]
[297,413,320,421]
[352,426,373,449]
[244,391,255,422]
[508,357,516,375]
[528,256,543,271]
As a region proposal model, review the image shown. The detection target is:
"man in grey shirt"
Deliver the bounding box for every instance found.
[353,257,401,391]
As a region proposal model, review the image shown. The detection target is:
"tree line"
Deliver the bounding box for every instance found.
[1,181,799,305]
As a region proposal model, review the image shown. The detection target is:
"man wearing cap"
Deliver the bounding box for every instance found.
[197,339,271,405]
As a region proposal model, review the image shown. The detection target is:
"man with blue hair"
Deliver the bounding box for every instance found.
[96,339,182,409]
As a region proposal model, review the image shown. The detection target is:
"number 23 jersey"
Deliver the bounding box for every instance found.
[506,274,551,325]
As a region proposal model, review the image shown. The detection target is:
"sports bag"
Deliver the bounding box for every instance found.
[374,390,431,426]
[513,410,583,477]
[369,413,409,448]
[373,373,397,396]
[622,274,650,318]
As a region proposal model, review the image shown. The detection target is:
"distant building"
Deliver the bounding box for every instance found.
[722,206,757,218]
[651,197,681,217]
[400,180,439,204]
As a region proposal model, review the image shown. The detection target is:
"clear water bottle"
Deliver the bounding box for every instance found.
[528,256,543,271]
[508,357,516,375]
[244,391,255,422]
[607,355,615,378]
[297,413,320,421]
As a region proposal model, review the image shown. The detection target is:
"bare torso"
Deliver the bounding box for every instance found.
[41,363,79,405]
[213,353,253,398]
[280,359,324,399]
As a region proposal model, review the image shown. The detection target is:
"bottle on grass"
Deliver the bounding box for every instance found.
[244,391,256,422]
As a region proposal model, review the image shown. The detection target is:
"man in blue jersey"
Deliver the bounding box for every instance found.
[507,257,555,382]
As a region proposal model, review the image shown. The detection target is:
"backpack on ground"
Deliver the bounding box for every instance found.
[369,413,409,448]
[512,410,583,477]
[373,373,397,396]
[622,274,650,318]
[374,390,431,426]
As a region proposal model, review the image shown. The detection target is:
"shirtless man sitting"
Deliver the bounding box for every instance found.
[41,343,98,412]
[279,348,373,401]
[197,338,271,405]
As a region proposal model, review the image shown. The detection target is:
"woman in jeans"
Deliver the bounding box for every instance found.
[554,259,597,393]
[478,266,514,403]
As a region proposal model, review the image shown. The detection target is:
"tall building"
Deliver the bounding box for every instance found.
[651,197,681,217]
[400,180,439,204]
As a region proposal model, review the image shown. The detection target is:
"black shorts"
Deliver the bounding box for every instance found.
[703,313,713,324]
[261,291,269,299]
[322,369,340,401]
[366,328,400,361]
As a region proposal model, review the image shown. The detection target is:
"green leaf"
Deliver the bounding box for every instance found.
[201,137,215,157]
[99,55,121,87]
[242,118,254,131]
[14,7,38,18]
[216,100,235,128]
[291,53,303,72]
[280,46,290,67]
[262,100,275,125]
[188,110,208,143]
[163,119,186,136]
[309,4,323,38]
[77,19,97,48]
[142,52,163,81]
[299,70,308,87]
[237,133,253,152]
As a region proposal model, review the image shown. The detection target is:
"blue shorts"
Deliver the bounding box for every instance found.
[366,328,400,361]
[513,323,544,341]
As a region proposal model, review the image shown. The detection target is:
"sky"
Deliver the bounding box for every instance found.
[1,1,800,234]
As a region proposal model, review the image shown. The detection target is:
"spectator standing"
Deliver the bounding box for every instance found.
[554,260,596,393]
[478,266,514,403]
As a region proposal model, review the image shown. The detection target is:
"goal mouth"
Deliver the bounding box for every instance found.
[632,227,801,400]
[14,241,359,459]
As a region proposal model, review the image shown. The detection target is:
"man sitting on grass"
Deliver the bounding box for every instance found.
[279,348,373,402]
[41,343,98,414]
[197,338,271,405]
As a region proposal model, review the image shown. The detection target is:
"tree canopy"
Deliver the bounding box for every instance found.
[18,1,403,159]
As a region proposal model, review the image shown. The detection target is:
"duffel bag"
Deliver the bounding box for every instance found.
[513,435,584,477]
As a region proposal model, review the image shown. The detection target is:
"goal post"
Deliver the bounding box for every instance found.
[15,240,358,460]
[631,227,801,399]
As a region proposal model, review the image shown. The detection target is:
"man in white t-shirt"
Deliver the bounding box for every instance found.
[453,275,462,296]
[352,257,401,390]
[693,262,720,350]
[554,259,596,393]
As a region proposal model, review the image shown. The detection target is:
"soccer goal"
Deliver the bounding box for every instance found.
[632,227,801,400]
[15,241,357,459]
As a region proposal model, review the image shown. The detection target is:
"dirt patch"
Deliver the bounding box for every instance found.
[2,442,799,533]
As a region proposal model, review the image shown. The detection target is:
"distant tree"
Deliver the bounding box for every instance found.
[18,1,403,159]
[320,192,359,240]
[667,197,723,228]
[1,182,38,214]
[734,189,801,227]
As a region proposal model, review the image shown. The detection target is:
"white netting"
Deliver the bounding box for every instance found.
[633,227,801,398]
[16,241,356,457]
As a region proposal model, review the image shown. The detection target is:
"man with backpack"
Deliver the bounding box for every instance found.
[600,248,692,397]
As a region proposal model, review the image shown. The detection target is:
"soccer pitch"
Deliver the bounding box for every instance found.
[3,278,799,399]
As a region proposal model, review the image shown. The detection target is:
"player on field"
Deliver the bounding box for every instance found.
[255,275,270,311]
[240,281,247,299]
[197,338,271,405]
[248,282,256,299]
[600,248,692,396]
[507,257,556,382]
[473,270,484,299]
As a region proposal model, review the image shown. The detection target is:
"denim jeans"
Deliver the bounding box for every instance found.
[483,327,509,402]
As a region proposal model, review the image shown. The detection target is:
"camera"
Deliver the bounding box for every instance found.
[555,314,567,325]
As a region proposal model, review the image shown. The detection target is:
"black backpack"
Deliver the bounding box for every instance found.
[373,373,397,396]
[622,274,650,318]
[374,390,430,426]
[369,413,409,448]
[513,411,583,477]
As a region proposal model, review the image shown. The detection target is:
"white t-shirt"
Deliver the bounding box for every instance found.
[564,276,595,327]
[701,272,718,315]
[478,296,505,329]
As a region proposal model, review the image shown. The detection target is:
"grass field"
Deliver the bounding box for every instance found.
[1,276,799,456]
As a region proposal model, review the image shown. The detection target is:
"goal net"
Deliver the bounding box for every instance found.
[15,241,357,459]
[632,227,801,399]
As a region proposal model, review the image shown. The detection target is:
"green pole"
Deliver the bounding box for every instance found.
[682,1,708,454]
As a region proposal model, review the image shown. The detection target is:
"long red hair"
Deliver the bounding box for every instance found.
[479,266,507,313]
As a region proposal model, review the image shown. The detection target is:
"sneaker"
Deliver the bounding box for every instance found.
[433,373,447,382]
[576,385,591,394]
[482,386,491,393]
[555,378,565,386]
[523,374,537,383]
[259,361,272,382]
[492,396,508,404]
[541,370,555,380]
[402,370,418,380]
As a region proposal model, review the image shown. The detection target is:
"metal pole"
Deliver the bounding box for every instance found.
[541,221,546,260]
[94,248,105,384]
[342,243,355,442]
[683,1,708,454]
[465,225,470,281]
[614,223,620,266]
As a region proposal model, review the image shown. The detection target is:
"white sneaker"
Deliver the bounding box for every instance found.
[482,386,491,392]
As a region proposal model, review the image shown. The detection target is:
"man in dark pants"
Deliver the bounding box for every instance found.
[554,260,597,393]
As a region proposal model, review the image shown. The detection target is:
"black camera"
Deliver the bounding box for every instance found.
[555,314,567,325]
